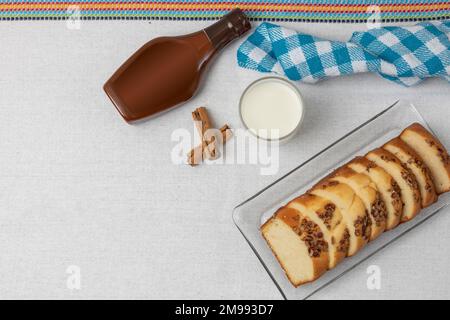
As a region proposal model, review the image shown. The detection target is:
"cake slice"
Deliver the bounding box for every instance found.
[309,181,371,256]
[348,157,403,230]
[366,148,421,222]
[261,207,329,287]
[288,194,349,269]
[400,123,450,194]
[384,137,438,207]
[328,166,387,240]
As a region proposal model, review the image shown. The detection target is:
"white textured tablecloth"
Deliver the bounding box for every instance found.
[0,20,449,300]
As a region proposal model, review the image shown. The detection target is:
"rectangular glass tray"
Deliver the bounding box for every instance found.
[233,100,450,300]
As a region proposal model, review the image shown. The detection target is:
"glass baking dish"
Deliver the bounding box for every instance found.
[233,100,450,300]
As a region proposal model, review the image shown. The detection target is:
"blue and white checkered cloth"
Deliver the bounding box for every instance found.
[237,21,450,86]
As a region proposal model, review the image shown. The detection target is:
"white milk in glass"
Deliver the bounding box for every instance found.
[240,77,304,140]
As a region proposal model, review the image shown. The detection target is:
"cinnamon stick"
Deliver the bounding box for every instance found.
[187,124,232,166]
[192,107,217,160]
[192,107,212,138]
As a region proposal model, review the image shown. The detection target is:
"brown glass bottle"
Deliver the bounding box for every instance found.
[103,9,251,123]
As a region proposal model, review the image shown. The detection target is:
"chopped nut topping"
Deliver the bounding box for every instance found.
[380,154,396,162]
[425,139,450,165]
[338,229,350,253]
[371,193,388,227]
[316,203,335,230]
[293,217,329,258]
[401,169,418,190]
[437,148,450,165]
[354,213,371,241]
[366,161,377,171]
[389,180,402,214]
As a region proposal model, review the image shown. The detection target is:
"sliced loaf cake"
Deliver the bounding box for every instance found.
[384,137,437,207]
[348,157,403,230]
[261,123,450,288]
[309,181,371,256]
[261,207,329,287]
[400,123,450,194]
[288,194,349,269]
[328,167,387,240]
[366,148,421,222]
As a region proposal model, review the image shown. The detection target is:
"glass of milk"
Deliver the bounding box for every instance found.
[239,77,304,142]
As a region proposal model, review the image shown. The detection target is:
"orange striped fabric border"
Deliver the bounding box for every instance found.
[0,1,449,22]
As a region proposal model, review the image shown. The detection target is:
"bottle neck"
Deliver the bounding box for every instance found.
[203,9,251,51]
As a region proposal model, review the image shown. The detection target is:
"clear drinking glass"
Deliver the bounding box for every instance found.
[239,76,305,143]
